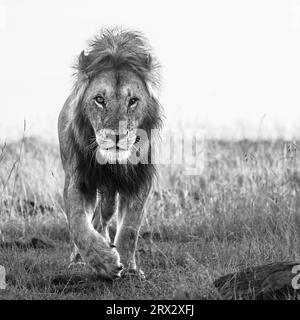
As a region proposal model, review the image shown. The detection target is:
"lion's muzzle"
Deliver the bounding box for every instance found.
[96,128,137,163]
[97,128,136,149]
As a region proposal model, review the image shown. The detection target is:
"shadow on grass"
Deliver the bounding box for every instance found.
[49,272,113,294]
[0,238,55,250]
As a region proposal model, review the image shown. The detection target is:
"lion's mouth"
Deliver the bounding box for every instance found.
[101,146,130,154]
[105,145,129,151]
[101,135,139,152]
[95,131,142,163]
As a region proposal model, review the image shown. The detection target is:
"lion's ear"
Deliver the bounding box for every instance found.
[78,50,90,71]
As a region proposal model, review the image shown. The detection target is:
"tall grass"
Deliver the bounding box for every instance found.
[0,135,66,240]
[1,136,299,245]
[1,135,300,299]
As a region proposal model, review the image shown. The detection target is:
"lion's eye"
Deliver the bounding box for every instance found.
[128,97,139,108]
[94,95,106,107]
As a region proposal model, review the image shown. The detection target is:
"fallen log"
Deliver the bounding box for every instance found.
[213,261,300,300]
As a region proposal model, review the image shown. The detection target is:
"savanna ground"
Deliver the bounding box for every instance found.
[0,134,300,300]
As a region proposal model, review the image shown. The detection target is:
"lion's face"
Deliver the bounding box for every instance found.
[82,69,150,163]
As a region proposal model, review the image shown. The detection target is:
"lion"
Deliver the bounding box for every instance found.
[58,28,162,279]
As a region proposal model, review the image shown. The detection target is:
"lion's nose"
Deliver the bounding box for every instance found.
[106,131,128,143]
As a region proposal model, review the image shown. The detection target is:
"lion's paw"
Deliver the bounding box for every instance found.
[82,235,124,280]
[122,268,146,280]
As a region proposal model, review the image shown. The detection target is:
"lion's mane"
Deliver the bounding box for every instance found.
[67,28,162,197]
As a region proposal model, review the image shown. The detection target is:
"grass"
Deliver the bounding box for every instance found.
[0,135,300,299]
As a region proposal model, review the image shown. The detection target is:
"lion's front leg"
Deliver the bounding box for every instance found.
[66,181,123,279]
[92,190,118,244]
[114,187,150,278]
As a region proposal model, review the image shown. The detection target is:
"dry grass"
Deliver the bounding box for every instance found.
[0,135,300,299]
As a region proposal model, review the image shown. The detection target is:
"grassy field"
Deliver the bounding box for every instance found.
[0,135,300,299]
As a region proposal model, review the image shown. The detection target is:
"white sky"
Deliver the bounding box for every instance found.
[1,0,300,141]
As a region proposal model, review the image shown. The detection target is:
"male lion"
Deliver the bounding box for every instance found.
[58,28,162,279]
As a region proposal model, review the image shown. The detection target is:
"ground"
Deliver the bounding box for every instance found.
[0,136,300,299]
